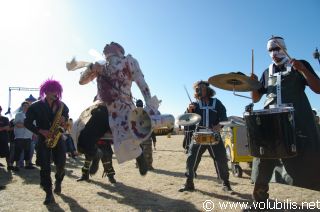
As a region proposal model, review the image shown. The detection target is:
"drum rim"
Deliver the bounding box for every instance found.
[244,106,294,116]
[194,131,215,134]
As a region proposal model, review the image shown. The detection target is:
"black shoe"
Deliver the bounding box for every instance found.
[43,193,55,205]
[53,183,61,194]
[12,166,19,172]
[77,175,89,182]
[136,154,148,176]
[7,166,14,171]
[222,181,234,193]
[0,185,6,190]
[178,180,195,192]
[108,175,117,184]
[178,184,195,192]
[25,165,36,170]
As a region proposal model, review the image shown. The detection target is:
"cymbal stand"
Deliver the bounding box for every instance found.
[232,48,254,100]
[232,85,251,99]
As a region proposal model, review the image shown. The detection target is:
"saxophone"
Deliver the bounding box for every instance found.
[46,103,65,148]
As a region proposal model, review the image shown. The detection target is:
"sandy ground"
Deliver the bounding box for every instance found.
[0,135,320,212]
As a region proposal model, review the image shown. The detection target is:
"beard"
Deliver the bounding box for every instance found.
[49,95,58,102]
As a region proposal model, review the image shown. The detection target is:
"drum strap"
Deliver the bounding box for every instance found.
[268,63,293,107]
[199,98,216,128]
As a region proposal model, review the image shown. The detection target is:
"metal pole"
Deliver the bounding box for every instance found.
[5,87,39,115]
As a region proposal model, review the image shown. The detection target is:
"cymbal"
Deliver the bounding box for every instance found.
[208,72,262,92]
[176,113,201,126]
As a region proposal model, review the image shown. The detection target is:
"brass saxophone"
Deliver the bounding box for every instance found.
[46,103,65,148]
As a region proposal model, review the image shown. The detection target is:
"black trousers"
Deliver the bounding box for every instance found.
[37,138,66,192]
[185,139,229,182]
[252,151,320,201]
[78,105,109,158]
[13,138,32,163]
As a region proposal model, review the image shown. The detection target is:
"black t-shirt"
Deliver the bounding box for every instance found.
[0,116,9,143]
[24,100,69,141]
[257,60,320,151]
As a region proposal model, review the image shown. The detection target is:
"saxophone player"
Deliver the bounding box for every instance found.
[24,79,69,205]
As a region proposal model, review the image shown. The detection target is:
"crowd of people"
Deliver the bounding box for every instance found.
[0,37,320,210]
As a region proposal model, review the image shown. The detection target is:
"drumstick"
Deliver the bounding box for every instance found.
[251,49,254,75]
[272,36,292,60]
[184,85,193,103]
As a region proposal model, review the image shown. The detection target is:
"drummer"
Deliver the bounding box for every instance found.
[250,36,320,203]
[179,80,232,192]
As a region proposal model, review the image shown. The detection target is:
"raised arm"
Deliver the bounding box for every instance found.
[127,56,152,102]
[79,63,101,85]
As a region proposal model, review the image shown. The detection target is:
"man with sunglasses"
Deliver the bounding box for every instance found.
[179,81,232,193]
[249,36,320,206]
[24,79,69,205]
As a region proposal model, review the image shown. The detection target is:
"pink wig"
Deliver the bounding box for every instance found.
[39,79,63,101]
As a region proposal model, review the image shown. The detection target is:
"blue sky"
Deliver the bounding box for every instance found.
[0,0,319,121]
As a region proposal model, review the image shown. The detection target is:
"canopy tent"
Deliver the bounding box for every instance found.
[5,87,39,115]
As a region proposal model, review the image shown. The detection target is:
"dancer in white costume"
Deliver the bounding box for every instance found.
[79,42,159,164]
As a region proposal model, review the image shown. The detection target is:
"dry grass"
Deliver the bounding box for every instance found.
[0,135,319,212]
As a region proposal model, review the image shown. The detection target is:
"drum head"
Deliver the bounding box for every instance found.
[72,101,104,144]
[128,107,152,140]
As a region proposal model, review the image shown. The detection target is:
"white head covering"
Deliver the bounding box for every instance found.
[267,36,288,65]
[103,42,125,59]
[267,36,286,50]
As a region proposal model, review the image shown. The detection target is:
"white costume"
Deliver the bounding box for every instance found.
[79,43,158,163]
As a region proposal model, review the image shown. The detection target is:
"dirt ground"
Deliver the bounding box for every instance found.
[0,135,319,212]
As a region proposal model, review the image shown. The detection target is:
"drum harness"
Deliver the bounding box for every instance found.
[198,99,217,129]
[193,98,221,177]
[266,63,292,108]
[267,64,305,140]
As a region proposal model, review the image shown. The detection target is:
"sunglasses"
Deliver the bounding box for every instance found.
[268,47,281,52]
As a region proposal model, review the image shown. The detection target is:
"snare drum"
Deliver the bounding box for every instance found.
[244,107,297,159]
[192,131,220,145]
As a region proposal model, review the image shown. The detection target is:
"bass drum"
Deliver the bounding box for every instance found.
[71,101,106,147]
[244,107,297,159]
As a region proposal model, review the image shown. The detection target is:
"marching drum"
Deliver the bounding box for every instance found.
[244,107,297,159]
[192,130,220,145]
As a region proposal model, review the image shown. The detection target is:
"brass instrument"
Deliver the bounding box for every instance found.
[46,103,65,148]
